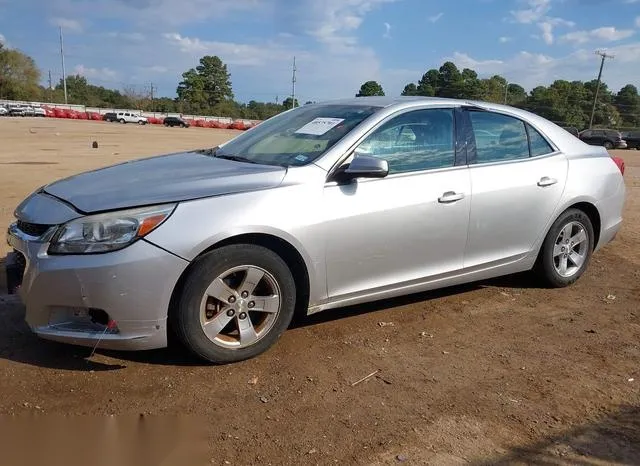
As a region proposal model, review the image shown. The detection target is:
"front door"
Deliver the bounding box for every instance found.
[323,107,471,300]
[463,108,568,268]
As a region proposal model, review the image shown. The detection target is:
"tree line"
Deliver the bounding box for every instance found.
[2,39,638,128]
[356,61,640,130]
[0,42,301,120]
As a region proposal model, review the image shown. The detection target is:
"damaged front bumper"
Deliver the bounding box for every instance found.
[5,222,189,351]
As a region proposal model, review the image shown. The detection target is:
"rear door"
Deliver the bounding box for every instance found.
[462,108,568,268]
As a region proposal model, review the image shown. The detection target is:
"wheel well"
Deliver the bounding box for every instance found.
[569,202,601,247]
[168,234,311,331]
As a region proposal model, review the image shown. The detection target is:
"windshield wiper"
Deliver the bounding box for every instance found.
[214,154,260,164]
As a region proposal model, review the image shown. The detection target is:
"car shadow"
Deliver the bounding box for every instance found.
[470,404,640,465]
[0,271,544,370]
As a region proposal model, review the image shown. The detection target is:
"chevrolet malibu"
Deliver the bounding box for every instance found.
[6,97,626,364]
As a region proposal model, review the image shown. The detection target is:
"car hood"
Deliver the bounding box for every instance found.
[42,150,287,213]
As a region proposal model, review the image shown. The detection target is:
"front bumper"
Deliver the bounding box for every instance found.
[6,223,189,351]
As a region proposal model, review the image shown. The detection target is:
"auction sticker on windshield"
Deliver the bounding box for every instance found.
[295,118,345,136]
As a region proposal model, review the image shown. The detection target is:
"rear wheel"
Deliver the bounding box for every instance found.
[119,118,126,124]
[172,244,296,364]
[603,141,613,150]
[535,208,594,287]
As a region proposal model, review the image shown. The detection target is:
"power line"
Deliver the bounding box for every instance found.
[589,50,614,129]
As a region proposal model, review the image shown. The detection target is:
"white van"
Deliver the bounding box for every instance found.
[116,111,148,125]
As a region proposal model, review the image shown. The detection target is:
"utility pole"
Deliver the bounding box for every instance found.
[149,82,155,112]
[59,26,68,104]
[48,70,53,102]
[291,56,297,109]
[589,50,614,129]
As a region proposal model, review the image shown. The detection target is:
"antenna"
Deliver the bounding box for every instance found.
[291,56,297,109]
[59,26,68,104]
[589,50,614,129]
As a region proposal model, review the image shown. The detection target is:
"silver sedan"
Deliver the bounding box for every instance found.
[6,97,626,363]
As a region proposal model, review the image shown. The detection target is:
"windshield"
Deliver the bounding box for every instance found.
[211,104,380,167]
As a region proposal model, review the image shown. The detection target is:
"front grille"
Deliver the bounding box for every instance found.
[16,220,52,237]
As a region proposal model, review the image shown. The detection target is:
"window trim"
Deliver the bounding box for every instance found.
[462,107,560,166]
[326,105,465,183]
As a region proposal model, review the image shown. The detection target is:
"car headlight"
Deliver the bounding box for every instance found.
[48,204,176,255]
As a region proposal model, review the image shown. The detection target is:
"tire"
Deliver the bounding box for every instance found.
[164,123,169,127]
[603,141,613,150]
[535,208,594,288]
[138,120,145,125]
[180,123,186,128]
[119,119,126,124]
[172,244,296,364]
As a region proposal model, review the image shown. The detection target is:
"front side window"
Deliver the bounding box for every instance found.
[354,108,455,174]
[469,111,529,163]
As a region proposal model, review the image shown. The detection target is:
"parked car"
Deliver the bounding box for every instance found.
[8,106,25,116]
[561,126,579,137]
[579,128,627,149]
[621,131,640,150]
[115,111,148,125]
[5,97,626,364]
[163,116,190,128]
[103,112,118,122]
[32,107,46,117]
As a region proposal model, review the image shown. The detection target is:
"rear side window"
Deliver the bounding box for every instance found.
[526,124,554,156]
[469,111,529,163]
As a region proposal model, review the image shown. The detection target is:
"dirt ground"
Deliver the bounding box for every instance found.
[0,117,638,465]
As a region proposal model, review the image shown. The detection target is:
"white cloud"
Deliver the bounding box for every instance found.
[539,21,555,45]
[510,0,551,24]
[428,12,444,23]
[0,33,5,45]
[499,36,512,43]
[163,33,304,67]
[300,0,398,54]
[49,17,83,33]
[106,31,145,42]
[560,27,635,45]
[383,22,391,39]
[73,64,118,80]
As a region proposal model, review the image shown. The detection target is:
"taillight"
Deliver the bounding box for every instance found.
[612,156,625,175]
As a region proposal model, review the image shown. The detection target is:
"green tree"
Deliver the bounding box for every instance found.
[436,62,462,98]
[0,42,41,100]
[416,69,439,96]
[177,55,233,113]
[401,83,418,96]
[356,80,385,97]
[281,97,299,109]
[615,84,640,127]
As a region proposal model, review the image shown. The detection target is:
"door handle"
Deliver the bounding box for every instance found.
[537,176,558,187]
[438,191,465,203]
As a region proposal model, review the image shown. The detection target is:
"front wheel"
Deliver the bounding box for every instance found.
[535,208,594,287]
[172,244,296,364]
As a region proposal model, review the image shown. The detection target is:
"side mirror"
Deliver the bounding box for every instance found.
[343,155,389,179]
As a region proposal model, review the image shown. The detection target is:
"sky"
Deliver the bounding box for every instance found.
[1,0,639,103]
